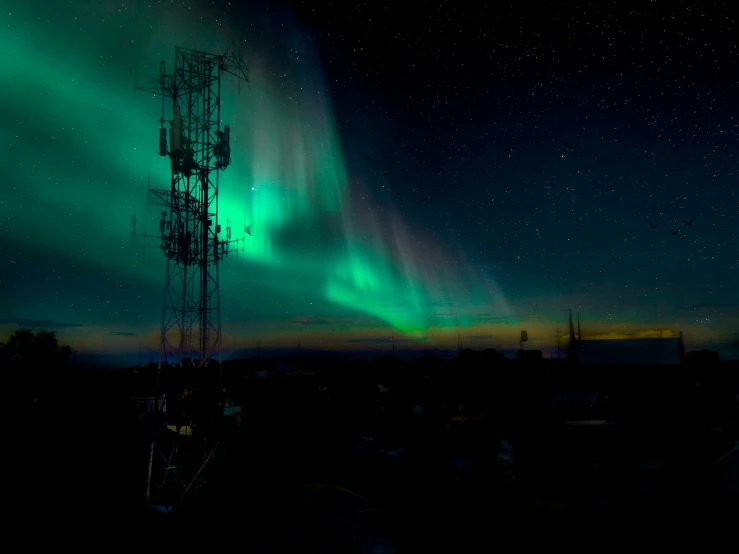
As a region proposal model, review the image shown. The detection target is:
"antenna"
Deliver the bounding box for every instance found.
[130,174,161,261]
[569,309,575,341]
[568,309,579,365]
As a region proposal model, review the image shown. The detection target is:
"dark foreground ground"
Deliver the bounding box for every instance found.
[5,359,739,548]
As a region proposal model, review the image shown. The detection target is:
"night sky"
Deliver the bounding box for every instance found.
[1,1,737,361]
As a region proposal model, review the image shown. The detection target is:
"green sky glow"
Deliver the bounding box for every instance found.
[0,1,518,355]
[2,2,731,358]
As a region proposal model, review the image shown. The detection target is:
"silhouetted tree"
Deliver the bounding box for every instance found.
[6,329,71,367]
[4,329,72,399]
[2,330,73,488]
[0,341,9,365]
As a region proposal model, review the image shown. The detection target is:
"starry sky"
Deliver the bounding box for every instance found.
[1,1,737,360]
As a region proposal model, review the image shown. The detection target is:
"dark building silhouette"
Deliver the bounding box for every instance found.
[577,336,684,366]
[516,349,543,363]
[565,309,686,366]
[459,348,480,362]
[686,349,720,364]
[480,348,505,364]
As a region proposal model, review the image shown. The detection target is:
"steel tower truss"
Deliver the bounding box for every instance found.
[138,44,248,369]
[136,43,248,510]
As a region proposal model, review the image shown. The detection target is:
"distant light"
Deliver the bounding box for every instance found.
[251,187,255,190]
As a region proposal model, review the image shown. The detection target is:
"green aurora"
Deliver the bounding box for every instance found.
[0,1,513,354]
[2,2,733,358]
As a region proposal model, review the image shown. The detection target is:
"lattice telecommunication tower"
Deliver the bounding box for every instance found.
[137,43,249,370]
[135,42,249,510]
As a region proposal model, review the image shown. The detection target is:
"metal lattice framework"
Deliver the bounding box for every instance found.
[137,44,248,370]
[135,43,248,510]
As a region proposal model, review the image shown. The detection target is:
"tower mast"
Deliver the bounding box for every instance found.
[138,43,248,370]
[136,41,249,510]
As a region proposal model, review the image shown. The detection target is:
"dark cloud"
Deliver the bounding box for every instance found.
[347,336,427,344]
[110,331,136,336]
[0,318,83,328]
[291,317,329,325]
[290,316,367,326]
[475,314,510,323]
